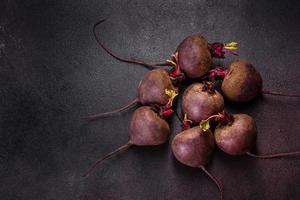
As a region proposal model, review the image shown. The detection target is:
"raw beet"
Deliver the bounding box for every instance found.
[82,69,177,120]
[171,127,223,200]
[214,113,300,158]
[214,114,256,155]
[209,60,300,102]
[130,106,170,146]
[182,82,224,124]
[172,126,215,167]
[176,35,212,79]
[83,106,170,176]
[221,60,263,102]
[138,69,176,105]
[93,20,238,80]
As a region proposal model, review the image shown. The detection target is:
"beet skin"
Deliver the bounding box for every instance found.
[176,35,212,79]
[172,127,215,167]
[130,106,170,146]
[138,69,176,105]
[222,60,263,102]
[214,114,257,155]
[182,83,224,124]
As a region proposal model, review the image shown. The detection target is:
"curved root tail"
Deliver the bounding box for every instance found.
[81,98,139,120]
[200,166,224,200]
[246,151,300,159]
[83,142,132,177]
[93,19,168,69]
[262,89,300,98]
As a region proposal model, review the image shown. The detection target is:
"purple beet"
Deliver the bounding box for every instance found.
[214,114,257,155]
[175,35,212,78]
[167,37,238,79]
[93,19,238,79]
[221,60,263,102]
[182,82,224,126]
[81,69,178,120]
[202,112,300,158]
[208,60,300,102]
[138,69,176,105]
[172,127,223,200]
[83,106,170,177]
[130,106,170,146]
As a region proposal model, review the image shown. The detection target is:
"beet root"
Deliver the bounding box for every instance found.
[214,113,300,158]
[215,114,257,155]
[209,60,300,102]
[170,35,238,79]
[93,19,238,79]
[176,35,212,79]
[221,60,263,102]
[182,82,224,125]
[172,127,215,167]
[138,69,177,105]
[83,106,170,176]
[81,69,177,120]
[129,106,170,146]
[172,127,223,200]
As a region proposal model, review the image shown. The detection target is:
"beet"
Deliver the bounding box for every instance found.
[82,69,178,120]
[93,20,238,80]
[208,60,300,102]
[182,82,224,125]
[167,37,238,80]
[215,114,256,155]
[130,106,170,146]
[175,35,212,78]
[172,127,215,167]
[221,60,263,102]
[172,126,223,200]
[83,106,170,176]
[138,69,176,105]
[212,112,300,158]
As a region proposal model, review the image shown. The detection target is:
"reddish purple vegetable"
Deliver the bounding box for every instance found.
[138,69,176,105]
[173,35,212,78]
[208,60,300,102]
[172,127,223,200]
[83,106,170,177]
[200,112,300,158]
[182,82,224,127]
[93,19,238,80]
[81,69,178,120]
[214,114,256,155]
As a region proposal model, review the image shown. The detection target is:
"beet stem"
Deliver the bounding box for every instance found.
[83,142,132,177]
[206,114,221,122]
[93,19,168,69]
[246,151,300,159]
[81,98,139,120]
[262,89,300,97]
[200,166,224,200]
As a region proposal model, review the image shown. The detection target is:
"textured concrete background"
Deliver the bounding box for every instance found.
[0,0,300,199]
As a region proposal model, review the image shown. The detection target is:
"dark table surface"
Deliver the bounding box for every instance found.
[1,0,300,199]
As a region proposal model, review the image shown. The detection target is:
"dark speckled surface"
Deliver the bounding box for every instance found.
[0,0,300,199]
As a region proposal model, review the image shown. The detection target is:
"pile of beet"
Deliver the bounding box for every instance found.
[81,20,300,200]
